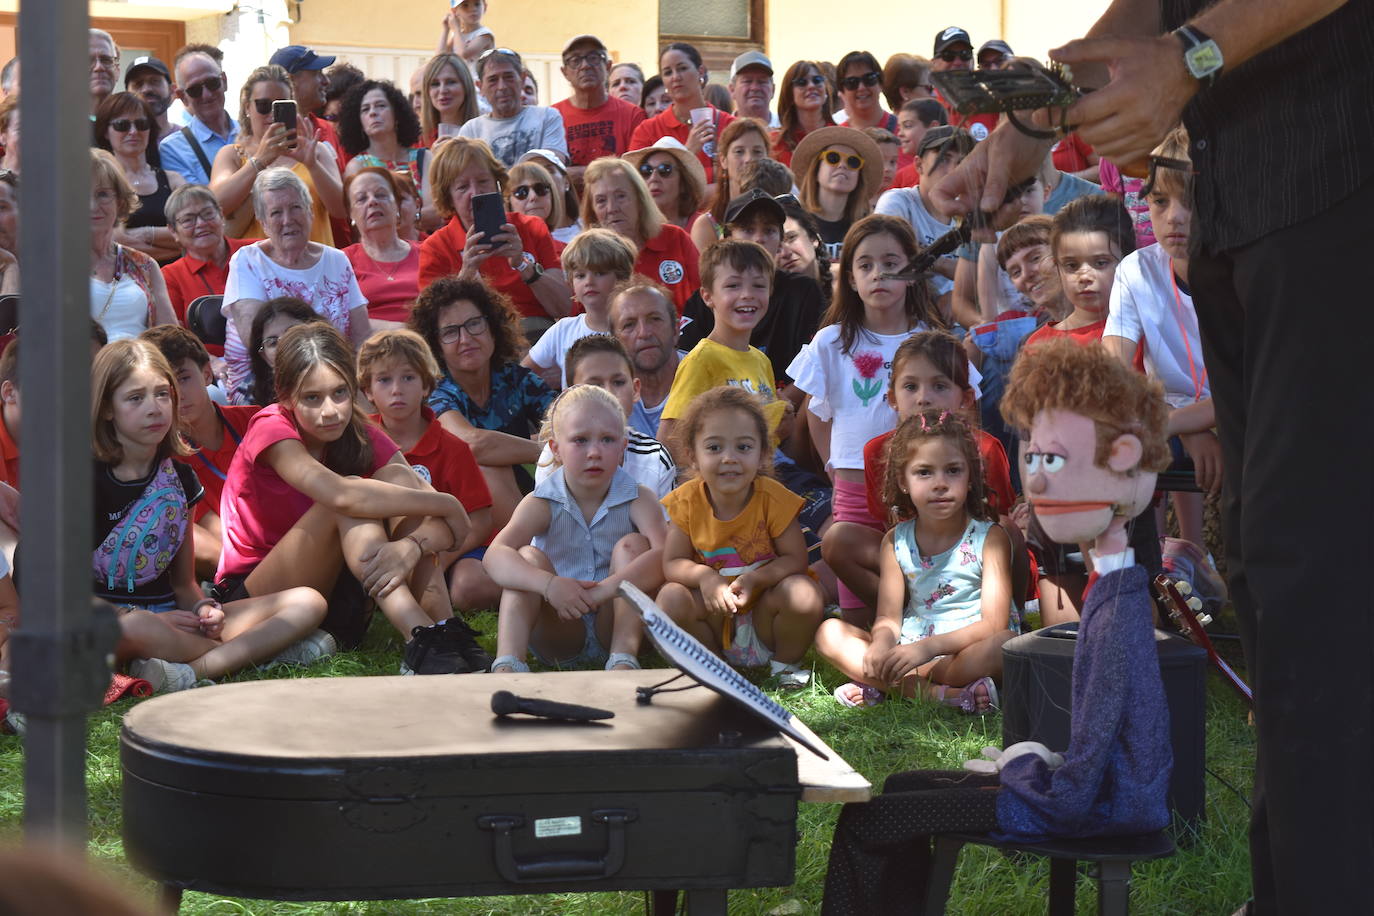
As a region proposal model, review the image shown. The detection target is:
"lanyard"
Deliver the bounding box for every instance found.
[1168,260,1207,401]
[185,405,243,481]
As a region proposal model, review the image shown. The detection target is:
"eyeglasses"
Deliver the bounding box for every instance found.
[174,207,220,230]
[820,148,864,171]
[979,54,1008,68]
[838,71,880,92]
[791,74,827,88]
[110,118,151,133]
[638,162,675,178]
[90,54,118,71]
[93,188,118,204]
[260,335,283,353]
[438,315,489,343]
[917,83,935,92]
[252,98,279,115]
[183,75,226,99]
[511,182,551,200]
[563,51,607,69]
[774,193,800,208]
[937,49,974,63]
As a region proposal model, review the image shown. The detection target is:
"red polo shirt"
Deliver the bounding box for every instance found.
[635,224,700,314]
[176,403,261,523]
[0,413,18,488]
[629,106,735,183]
[418,212,561,319]
[369,408,494,544]
[162,237,255,356]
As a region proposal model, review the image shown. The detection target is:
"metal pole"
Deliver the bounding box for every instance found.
[12,0,119,847]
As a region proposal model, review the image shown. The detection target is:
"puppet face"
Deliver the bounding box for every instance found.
[1023,408,1157,545]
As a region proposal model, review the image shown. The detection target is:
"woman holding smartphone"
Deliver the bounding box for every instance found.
[210,64,345,243]
[418,138,571,335]
[628,42,734,184]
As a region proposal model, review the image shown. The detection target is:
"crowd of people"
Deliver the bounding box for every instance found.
[0,20,1226,706]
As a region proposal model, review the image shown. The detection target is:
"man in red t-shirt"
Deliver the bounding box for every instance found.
[142,325,261,580]
[552,35,646,189]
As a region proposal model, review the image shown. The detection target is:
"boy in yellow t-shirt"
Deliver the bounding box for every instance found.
[658,239,789,467]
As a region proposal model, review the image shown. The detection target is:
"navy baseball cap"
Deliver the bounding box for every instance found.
[124,56,171,86]
[934,27,973,55]
[269,45,336,73]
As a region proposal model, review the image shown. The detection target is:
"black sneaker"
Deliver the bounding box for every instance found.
[400,623,472,675]
[438,617,494,672]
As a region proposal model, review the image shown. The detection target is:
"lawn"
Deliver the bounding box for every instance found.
[0,609,1255,915]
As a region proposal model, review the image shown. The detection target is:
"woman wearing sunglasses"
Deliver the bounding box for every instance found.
[94,92,186,263]
[342,167,419,330]
[209,64,344,244]
[773,61,835,168]
[623,136,706,233]
[791,126,884,261]
[503,161,569,255]
[834,50,898,133]
[628,42,735,184]
[516,150,582,248]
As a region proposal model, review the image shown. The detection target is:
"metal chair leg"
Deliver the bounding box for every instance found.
[1048,857,1077,916]
[1096,860,1132,915]
[925,835,967,916]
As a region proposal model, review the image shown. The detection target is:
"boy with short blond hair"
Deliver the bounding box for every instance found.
[522,228,638,389]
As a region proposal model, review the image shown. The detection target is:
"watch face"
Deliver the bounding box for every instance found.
[1188,41,1224,76]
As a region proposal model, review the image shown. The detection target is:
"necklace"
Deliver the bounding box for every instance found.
[361,240,409,281]
[93,245,124,320]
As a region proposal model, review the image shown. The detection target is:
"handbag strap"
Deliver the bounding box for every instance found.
[180,125,212,177]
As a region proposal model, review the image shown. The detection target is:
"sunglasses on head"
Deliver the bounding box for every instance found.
[638,161,675,178]
[791,74,827,88]
[184,75,226,98]
[110,118,151,133]
[938,48,974,62]
[820,148,864,171]
[839,71,881,92]
[1140,155,1196,198]
[512,182,551,200]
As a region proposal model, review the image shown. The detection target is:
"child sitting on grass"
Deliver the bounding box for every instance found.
[485,385,666,672]
[535,335,676,499]
[522,228,638,389]
[815,409,1015,711]
[659,386,823,688]
[358,329,500,645]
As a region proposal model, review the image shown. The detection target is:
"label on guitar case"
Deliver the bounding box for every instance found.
[534,815,582,838]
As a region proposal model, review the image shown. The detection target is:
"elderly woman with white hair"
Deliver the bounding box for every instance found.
[221,167,370,402]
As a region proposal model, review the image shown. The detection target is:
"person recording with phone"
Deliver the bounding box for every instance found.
[418,137,570,336]
[209,64,344,244]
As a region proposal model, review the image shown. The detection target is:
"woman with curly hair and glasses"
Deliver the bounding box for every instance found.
[407,275,554,528]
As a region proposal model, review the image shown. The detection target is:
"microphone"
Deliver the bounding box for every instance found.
[490,690,615,722]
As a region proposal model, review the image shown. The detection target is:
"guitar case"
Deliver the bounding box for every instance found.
[121,671,800,902]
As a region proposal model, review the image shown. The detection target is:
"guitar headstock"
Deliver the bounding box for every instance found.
[1151,573,1212,638]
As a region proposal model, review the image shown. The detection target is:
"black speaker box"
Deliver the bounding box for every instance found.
[1001,623,1208,829]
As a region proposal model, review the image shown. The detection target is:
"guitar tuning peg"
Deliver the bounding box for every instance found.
[1197,613,1213,626]
[1186,596,1203,611]
[1176,580,1193,596]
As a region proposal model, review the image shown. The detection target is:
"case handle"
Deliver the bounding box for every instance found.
[476,809,636,883]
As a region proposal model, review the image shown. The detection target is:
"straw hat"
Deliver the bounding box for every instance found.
[622,136,707,201]
[790,126,884,196]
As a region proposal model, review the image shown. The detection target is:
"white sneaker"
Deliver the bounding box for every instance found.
[267,630,338,668]
[129,657,199,694]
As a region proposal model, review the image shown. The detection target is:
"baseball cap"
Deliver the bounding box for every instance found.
[917,125,975,157]
[724,189,785,227]
[933,27,973,56]
[269,45,336,74]
[124,56,170,86]
[519,149,568,176]
[730,51,773,80]
[562,35,607,57]
[978,40,1014,62]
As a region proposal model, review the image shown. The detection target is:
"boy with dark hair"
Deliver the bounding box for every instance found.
[141,325,260,579]
[891,98,948,188]
[357,328,501,624]
[535,334,676,499]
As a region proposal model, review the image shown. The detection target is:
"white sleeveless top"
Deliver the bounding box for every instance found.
[91,267,150,342]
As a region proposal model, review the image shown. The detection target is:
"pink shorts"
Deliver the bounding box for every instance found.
[832,478,884,609]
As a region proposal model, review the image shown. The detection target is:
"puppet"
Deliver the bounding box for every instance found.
[822,339,1173,914]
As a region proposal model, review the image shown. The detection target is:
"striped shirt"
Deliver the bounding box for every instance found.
[1163,0,1374,252]
[531,466,642,582]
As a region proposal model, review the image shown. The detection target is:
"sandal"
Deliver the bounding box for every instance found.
[490,655,530,674]
[604,652,641,671]
[935,676,1000,715]
[769,660,812,691]
[833,681,885,708]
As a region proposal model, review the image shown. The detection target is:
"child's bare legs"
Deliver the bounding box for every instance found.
[822,523,882,627]
[1038,575,1085,625]
[814,618,879,688]
[656,582,721,654]
[337,512,433,637]
[494,546,587,666]
[480,464,523,532]
[1170,491,1206,549]
[448,555,503,612]
[601,533,655,665]
[193,514,224,582]
[1000,517,1031,610]
[750,575,824,665]
[899,630,1016,708]
[116,587,327,679]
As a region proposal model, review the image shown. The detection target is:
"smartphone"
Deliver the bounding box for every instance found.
[272,99,298,134]
[471,192,505,245]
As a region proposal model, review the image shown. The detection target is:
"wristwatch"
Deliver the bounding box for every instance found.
[1175,25,1223,89]
[518,251,544,283]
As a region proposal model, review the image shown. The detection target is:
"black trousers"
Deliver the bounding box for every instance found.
[1190,179,1374,914]
[822,770,1000,915]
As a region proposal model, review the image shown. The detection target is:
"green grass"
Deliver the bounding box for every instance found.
[0,610,1255,915]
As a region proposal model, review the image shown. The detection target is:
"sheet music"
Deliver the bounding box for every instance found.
[619,582,828,759]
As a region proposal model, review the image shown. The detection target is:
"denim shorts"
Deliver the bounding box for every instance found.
[531,611,609,670]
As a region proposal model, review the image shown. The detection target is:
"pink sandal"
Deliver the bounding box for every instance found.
[833,682,885,708]
[935,676,1000,715]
